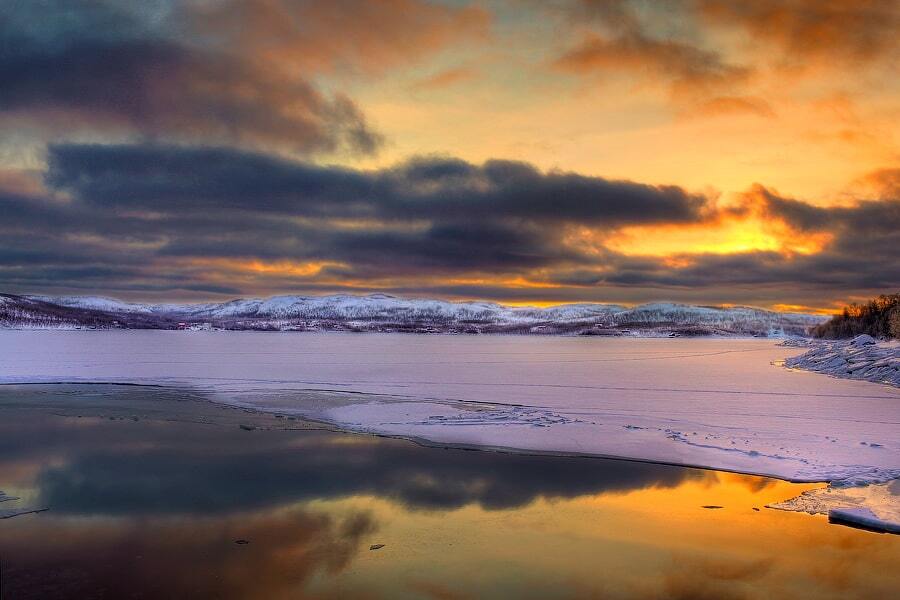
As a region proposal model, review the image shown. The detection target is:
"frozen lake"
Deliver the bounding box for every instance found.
[3,385,897,598]
[1,330,898,527]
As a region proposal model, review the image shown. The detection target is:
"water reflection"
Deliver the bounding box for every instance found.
[1,385,898,600]
[1,508,375,599]
[0,386,695,515]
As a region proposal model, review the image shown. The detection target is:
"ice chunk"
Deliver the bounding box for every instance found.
[771,478,900,534]
[829,508,900,534]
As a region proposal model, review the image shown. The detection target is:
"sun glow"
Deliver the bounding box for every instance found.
[604,217,833,258]
[183,258,347,279]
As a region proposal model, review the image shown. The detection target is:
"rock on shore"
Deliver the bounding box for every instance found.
[785,335,900,387]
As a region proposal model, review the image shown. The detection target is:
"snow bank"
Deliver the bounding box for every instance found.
[829,507,900,533]
[785,337,900,387]
[771,479,900,534]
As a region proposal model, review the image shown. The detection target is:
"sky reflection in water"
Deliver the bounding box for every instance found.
[0,385,897,599]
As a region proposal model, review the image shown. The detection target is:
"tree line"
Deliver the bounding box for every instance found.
[812,293,900,339]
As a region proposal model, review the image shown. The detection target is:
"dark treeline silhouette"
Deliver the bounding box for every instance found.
[812,293,900,339]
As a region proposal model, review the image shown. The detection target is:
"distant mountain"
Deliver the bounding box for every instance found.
[0,294,178,330]
[1,293,826,336]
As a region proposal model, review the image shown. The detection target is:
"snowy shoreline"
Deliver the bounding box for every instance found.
[775,336,900,532]
[784,335,900,388]
[3,377,898,533]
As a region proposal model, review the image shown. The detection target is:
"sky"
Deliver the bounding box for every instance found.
[0,0,898,312]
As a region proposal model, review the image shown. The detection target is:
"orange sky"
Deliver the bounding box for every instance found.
[0,1,897,312]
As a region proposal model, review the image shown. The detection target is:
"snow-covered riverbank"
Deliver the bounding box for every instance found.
[785,335,900,388]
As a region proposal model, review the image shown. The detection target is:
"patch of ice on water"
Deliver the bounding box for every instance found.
[770,477,900,534]
[829,508,900,534]
[423,405,580,428]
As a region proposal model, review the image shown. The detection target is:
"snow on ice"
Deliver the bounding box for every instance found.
[0,331,897,531]
[785,335,900,387]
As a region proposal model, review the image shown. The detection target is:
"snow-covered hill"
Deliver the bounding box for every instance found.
[1,294,174,330]
[3,293,826,336]
[26,295,157,315]
[609,303,822,335]
[160,294,628,324]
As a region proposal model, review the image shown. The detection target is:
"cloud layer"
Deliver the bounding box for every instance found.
[1,143,896,308]
[0,0,896,309]
[0,0,486,155]
[552,0,898,118]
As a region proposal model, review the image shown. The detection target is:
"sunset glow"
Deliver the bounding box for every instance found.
[0,1,897,310]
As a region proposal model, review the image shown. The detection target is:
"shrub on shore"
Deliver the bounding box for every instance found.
[812,293,900,339]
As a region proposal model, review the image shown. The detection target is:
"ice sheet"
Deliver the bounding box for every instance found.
[1,331,898,529]
[771,479,900,534]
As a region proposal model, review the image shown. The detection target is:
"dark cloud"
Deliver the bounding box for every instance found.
[0,2,380,155]
[555,32,748,94]
[0,143,702,289]
[603,251,896,289]
[38,144,711,284]
[195,0,490,76]
[536,178,900,294]
[1,143,898,305]
[695,0,900,65]
[553,0,754,111]
[46,144,707,225]
[0,1,893,309]
[566,0,900,69]
[0,1,487,156]
[748,185,832,231]
[552,0,896,118]
[752,184,900,241]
